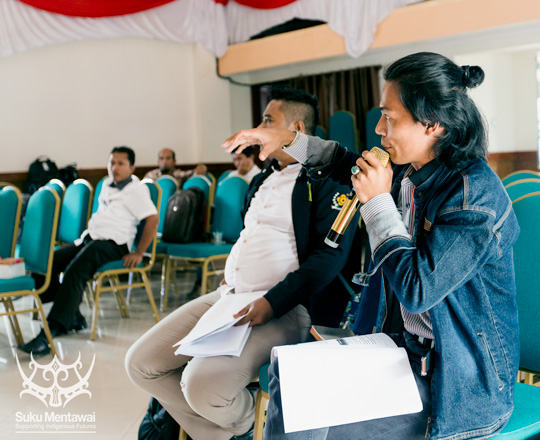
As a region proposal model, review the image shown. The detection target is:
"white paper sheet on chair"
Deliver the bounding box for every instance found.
[274,333,423,433]
[173,291,266,357]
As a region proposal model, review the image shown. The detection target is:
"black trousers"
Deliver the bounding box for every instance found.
[36,237,128,331]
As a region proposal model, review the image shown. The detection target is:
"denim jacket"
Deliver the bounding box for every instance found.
[300,135,520,440]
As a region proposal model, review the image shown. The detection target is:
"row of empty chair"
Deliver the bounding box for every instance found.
[316,108,383,153]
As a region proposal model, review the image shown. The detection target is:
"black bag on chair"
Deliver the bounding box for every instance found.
[138,397,180,440]
[162,187,206,243]
[27,156,60,194]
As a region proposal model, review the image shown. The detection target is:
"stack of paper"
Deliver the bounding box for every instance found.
[173,291,266,357]
[273,333,423,433]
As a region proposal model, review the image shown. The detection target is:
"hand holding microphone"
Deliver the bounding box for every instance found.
[325,147,390,248]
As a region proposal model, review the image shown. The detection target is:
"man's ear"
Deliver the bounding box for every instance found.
[425,121,445,137]
[289,120,306,134]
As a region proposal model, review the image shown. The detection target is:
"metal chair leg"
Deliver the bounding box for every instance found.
[142,272,160,323]
[32,292,57,356]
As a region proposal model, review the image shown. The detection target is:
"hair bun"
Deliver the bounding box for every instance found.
[461,65,485,88]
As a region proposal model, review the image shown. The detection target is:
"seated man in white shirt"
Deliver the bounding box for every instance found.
[126,88,357,440]
[144,147,207,187]
[20,146,159,356]
[227,146,261,183]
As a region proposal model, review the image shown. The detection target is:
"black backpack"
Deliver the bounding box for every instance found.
[162,187,206,243]
[138,397,180,440]
[58,163,79,187]
[27,156,60,194]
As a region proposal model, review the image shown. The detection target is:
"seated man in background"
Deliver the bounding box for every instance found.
[126,88,357,440]
[145,147,207,187]
[20,146,159,356]
[228,145,261,183]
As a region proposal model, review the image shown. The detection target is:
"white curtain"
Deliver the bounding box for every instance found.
[0,0,421,59]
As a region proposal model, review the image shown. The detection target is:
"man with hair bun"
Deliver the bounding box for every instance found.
[224,52,520,440]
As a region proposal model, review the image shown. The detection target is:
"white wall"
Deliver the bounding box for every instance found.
[455,49,538,153]
[0,38,252,173]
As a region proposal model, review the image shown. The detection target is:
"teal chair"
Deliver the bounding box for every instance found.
[504,178,540,202]
[218,170,233,184]
[328,111,358,153]
[88,180,161,340]
[91,176,107,214]
[315,125,327,140]
[45,178,66,200]
[184,175,214,234]
[0,187,60,355]
[0,185,22,258]
[160,176,248,311]
[502,170,540,186]
[57,179,93,244]
[156,175,179,236]
[253,362,271,440]
[365,107,383,150]
[492,191,540,439]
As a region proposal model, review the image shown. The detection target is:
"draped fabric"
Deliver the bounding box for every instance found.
[2,0,421,59]
[252,66,381,150]
[1,0,228,58]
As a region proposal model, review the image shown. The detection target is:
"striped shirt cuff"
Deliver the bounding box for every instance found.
[360,193,398,225]
[282,132,309,164]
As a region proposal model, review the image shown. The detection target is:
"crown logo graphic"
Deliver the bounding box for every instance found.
[16,353,96,408]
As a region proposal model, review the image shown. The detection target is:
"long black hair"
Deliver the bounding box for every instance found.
[384,52,487,167]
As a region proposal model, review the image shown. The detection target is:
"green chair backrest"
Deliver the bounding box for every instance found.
[315,125,327,140]
[91,176,107,214]
[328,111,358,153]
[218,170,233,184]
[58,179,93,243]
[184,175,211,203]
[504,178,540,202]
[365,107,383,150]
[502,170,540,186]
[133,180,161,253]
[213,176,248,243]
[156,175,179,235]
[0,185,22,258]
[45,178,66,200]
[512,191,540,372]
[20,187,59,274]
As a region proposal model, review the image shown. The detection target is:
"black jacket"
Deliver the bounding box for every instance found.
[241,160,358,327]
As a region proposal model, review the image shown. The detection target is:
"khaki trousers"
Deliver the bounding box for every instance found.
[126,290,311,440]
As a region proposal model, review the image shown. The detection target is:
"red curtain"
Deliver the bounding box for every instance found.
[17,0,298,17]
[232,0,297,8]
[17,0,176,17]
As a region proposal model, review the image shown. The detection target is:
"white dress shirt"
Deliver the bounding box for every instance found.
[224,163,302,294]
[78,176,157,250]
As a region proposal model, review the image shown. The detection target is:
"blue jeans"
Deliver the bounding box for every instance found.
[263,332,433,440]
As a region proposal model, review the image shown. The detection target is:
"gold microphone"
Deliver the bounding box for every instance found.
[324,147,390,248]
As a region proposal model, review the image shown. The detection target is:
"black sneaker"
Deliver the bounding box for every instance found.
[18,329,51,356]
[71,310,87,332]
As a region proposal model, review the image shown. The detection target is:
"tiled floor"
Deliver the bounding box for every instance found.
[0,265,203,440]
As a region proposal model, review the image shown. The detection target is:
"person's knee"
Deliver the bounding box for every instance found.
[181,370,231,421]
[125,341,151,385]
